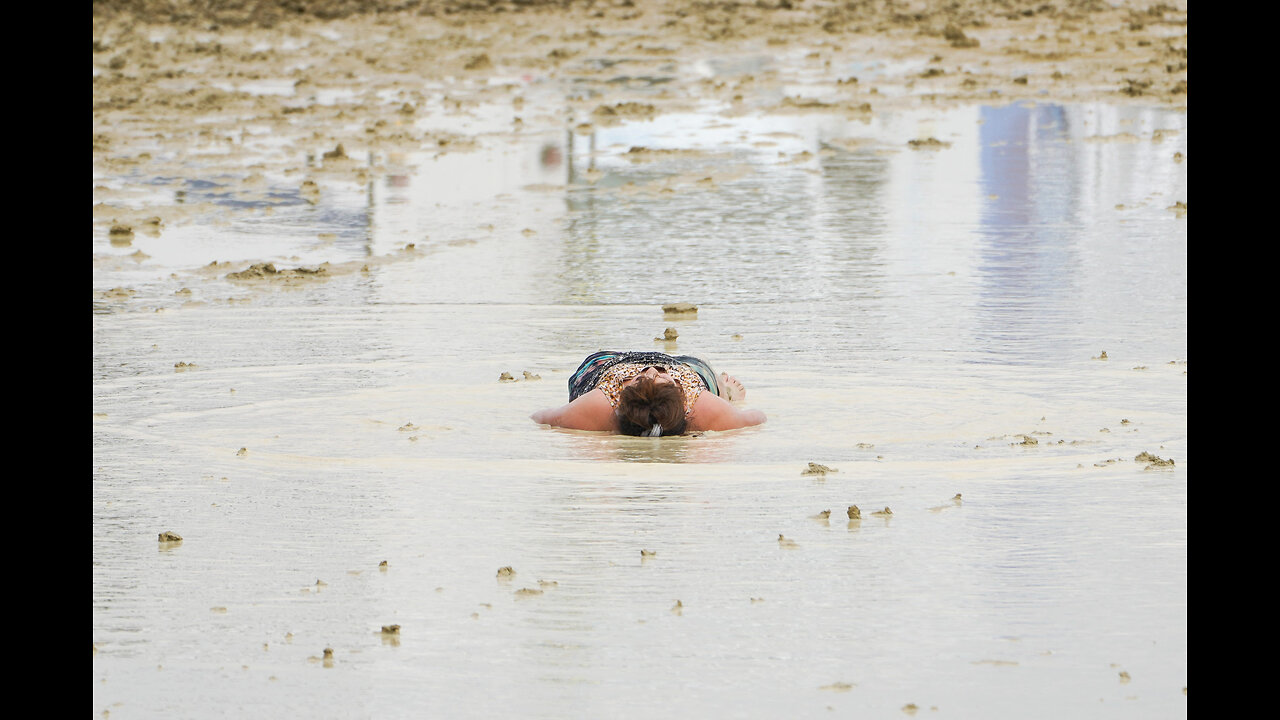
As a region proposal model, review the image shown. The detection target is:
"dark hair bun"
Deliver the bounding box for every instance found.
[616,377,687,436]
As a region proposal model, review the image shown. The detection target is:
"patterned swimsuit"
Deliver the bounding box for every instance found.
[568,351,722,418]
[594,363,705,417]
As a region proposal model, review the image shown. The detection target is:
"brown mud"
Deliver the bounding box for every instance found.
[94,1,1187,259]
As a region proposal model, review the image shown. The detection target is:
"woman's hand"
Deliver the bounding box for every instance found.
[688,392,766,432]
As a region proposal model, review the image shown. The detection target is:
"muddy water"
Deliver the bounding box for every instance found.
[93,97,1186,717]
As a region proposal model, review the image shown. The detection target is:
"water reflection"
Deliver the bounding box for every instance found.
[551,429,757,464]
[556,114,894,310]
[968,103,1187,363]
[974,104,1081,360]
[816,148,890,293]
[473,100,1189,372]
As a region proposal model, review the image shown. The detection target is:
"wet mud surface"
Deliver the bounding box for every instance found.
[93,0,1186,270]
[93,1,1186,718]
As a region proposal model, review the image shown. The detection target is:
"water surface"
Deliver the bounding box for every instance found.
[93,96,1187,718]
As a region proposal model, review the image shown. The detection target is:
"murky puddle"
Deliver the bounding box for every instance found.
[94,87,1186,717]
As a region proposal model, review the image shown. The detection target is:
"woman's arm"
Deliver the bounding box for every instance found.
[530,388,617,431]
[688,392,767,432]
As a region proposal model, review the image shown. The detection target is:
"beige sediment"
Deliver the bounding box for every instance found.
[802,462,837,475]
[93,1,1187,255]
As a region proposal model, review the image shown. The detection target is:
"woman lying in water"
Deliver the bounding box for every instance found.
[531,351,766,435]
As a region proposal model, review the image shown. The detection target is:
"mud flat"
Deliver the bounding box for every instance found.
[93,2,1187,718]
[94,0,1186,250]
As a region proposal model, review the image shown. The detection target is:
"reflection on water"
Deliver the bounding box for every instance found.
[94,97,1186,718]
[977,103,1083,360]
[547,428,763,464]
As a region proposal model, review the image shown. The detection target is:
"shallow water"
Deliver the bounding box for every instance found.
[93,95,1186,717]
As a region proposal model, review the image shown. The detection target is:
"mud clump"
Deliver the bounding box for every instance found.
[819,682,855,692]
[656,327,678,341]
[592,102,657,125]
[944,24,979,48]
[597,102,656,118]
[908,137,951,150]
[662,302,698,316]
[1135,451,1174,469]
[464,53,492,70]
[1121,78,1153,96]
[801,462,837,476]
[226,263,329,281]
[779,96,834,110]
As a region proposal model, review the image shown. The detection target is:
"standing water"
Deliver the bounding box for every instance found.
[93,8,1187,718]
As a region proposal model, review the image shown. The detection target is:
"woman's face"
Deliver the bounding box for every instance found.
[625,365,674,387]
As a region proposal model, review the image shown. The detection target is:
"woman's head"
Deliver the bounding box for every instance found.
[615,374,687,436]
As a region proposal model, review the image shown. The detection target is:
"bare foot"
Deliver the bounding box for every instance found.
[719,372,746,402]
